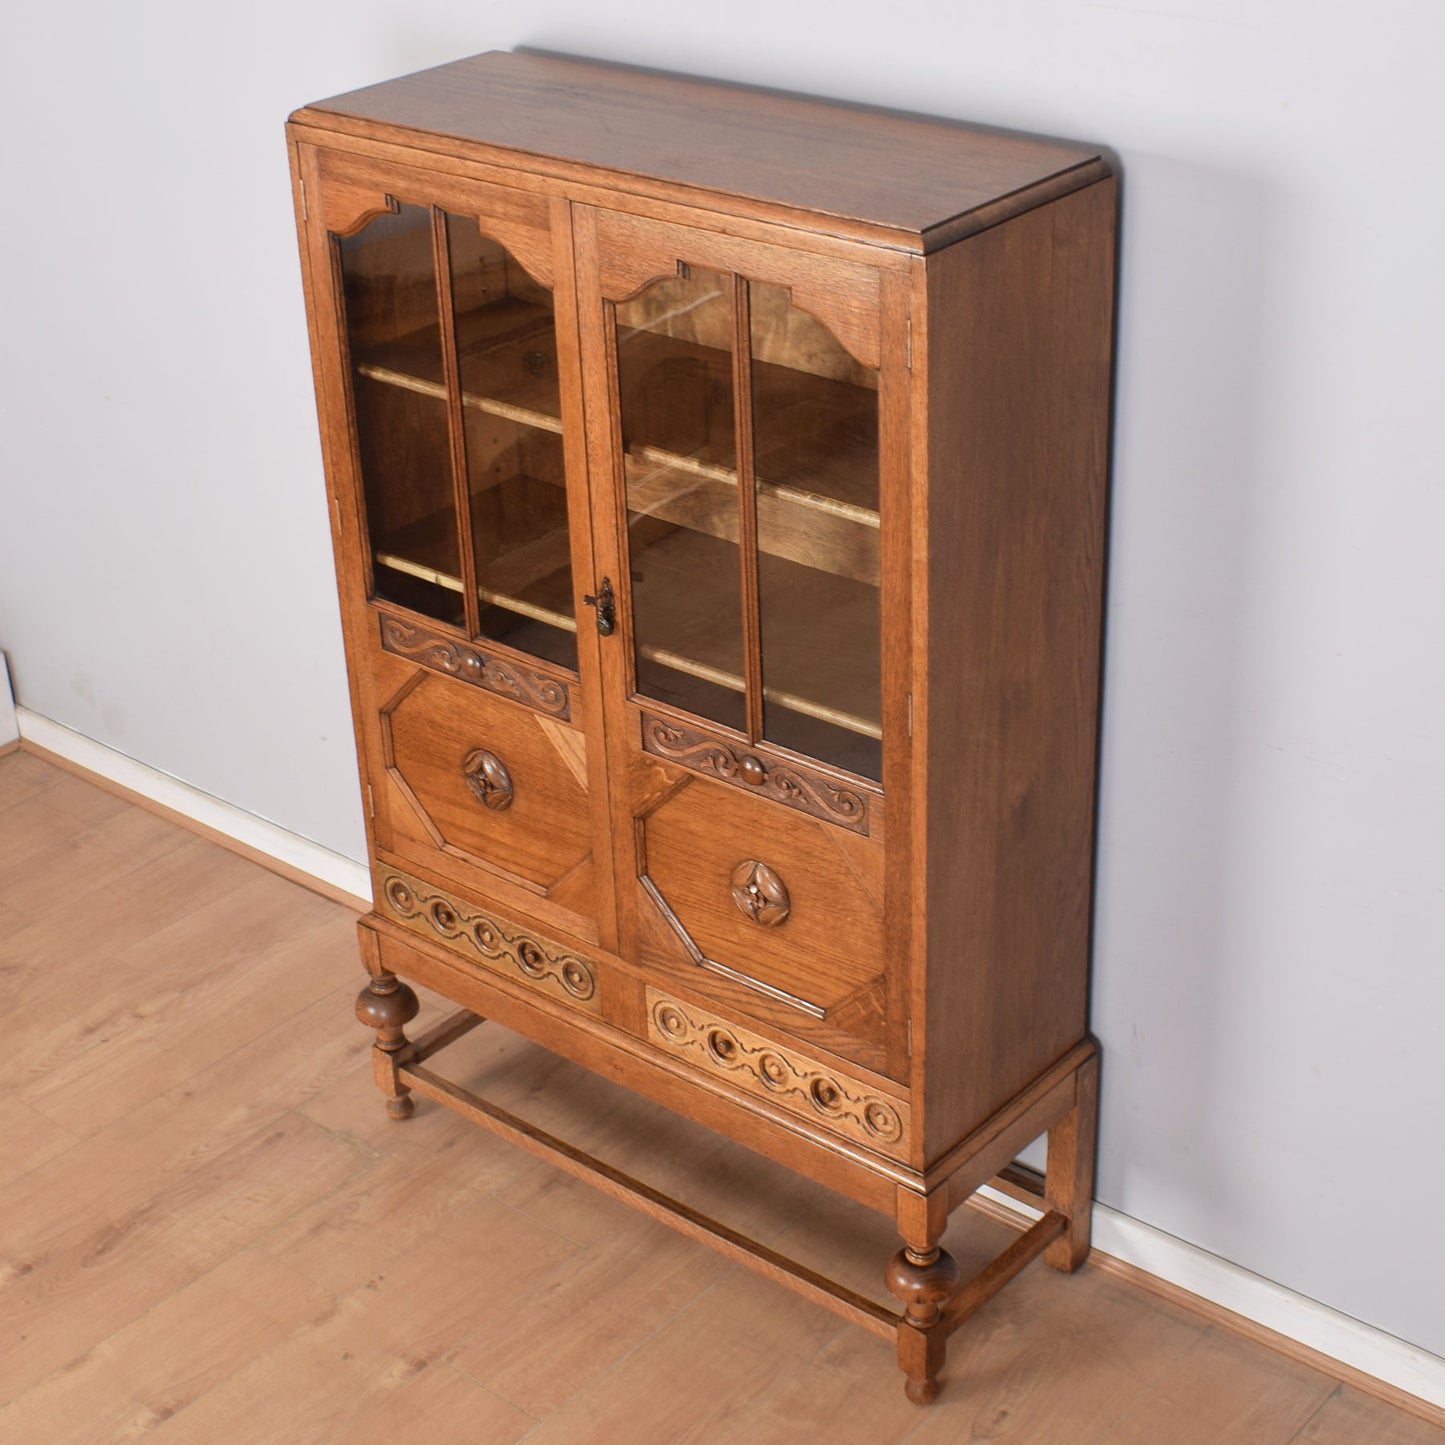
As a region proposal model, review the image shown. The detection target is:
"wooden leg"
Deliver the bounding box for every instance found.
[885,1188,959,1404]
[1044,1049,1099,1272]
[885,1244,961,1404]
[356,969,420,1120]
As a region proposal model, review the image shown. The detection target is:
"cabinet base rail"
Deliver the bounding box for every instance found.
[368,994,1096,1404]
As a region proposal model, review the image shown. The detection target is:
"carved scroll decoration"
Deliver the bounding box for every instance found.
[640,714,870,834]
[645,989,909,1159]
[379,614,570,720]
[379,868,598,1012]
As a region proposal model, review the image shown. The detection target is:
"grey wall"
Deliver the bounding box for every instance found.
[3,1,1441,1356]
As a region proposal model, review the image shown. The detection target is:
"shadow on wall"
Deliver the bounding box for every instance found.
[1089,150,1276,1233]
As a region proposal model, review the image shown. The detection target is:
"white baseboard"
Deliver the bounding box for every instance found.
[9,707,1442,1418]
[0,656,19,749]
[975,1195,1445,1415]
[1089,1205,1445,1411]
[15,707,371,904]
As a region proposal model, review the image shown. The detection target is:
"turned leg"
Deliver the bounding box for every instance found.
[355,968,420,1120]
[1044,1049,1100,1272]
[886,1244,961,1404]
[886,1189,959,1404]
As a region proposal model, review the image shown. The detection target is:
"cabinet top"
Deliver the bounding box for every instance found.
[291,50,1109,252]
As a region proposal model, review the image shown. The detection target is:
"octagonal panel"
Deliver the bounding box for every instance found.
[640,774,883,1019]
[379,668,593,908]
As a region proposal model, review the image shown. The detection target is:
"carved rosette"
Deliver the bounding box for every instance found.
[640,714,870,834]
[379,869,598,1011]
[461,748,514,811]
[645,989,909,1158]
[379,614,570,719]
[729,860,790,927]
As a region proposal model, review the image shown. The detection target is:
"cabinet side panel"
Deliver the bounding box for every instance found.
[919,179,1116,1160]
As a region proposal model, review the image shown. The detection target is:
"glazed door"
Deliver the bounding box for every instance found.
[300,149,614,946]
[574,207,907,1077]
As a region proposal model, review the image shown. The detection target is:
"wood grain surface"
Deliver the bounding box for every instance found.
[296,50,1108,251]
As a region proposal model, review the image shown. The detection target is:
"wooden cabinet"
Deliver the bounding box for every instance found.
[288,51,1116,1403]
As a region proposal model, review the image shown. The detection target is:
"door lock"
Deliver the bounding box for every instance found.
[583,577,616,636]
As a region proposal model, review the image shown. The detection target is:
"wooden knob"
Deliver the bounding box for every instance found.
[730,859,790,926]
[462,748,514,810]
[739,755,768,787]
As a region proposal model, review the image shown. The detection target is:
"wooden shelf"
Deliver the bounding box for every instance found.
[375,496,573,634]
[617,330,880,515]
[357,319,881,548]
[752,357,880,515]
[626,455,878,587]
[628,524,881,740]
[374,509,880,740]
[356,298,564,436]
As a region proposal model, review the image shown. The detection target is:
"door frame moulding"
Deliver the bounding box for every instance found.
[7,703,1443,1426]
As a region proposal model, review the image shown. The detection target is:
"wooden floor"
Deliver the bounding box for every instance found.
[1,748,1440,1445]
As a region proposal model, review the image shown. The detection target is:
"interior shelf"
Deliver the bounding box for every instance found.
[375,497,574,634]
[628,524,881,740]
[625,454,878,587]
[374,511,880,741]
[355,319,881,544]
[355,298,564,437]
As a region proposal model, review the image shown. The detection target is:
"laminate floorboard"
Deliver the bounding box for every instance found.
[0,752,1439,1443]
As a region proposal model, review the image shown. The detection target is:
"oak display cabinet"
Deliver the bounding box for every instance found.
[288,51,1116,1403]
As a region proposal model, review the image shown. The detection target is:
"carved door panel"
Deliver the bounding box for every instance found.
[573,206,904,1076]
[359,637,599,943]
[626,750,890,1073]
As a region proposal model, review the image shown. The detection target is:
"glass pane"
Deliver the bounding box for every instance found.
[447,213,577,671]
[750,281,881,779]
[616,268,744,731]
[338,203,462,626]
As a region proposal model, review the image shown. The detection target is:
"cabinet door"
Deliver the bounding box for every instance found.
[299,150,613,944]
[574,208,909,1076]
